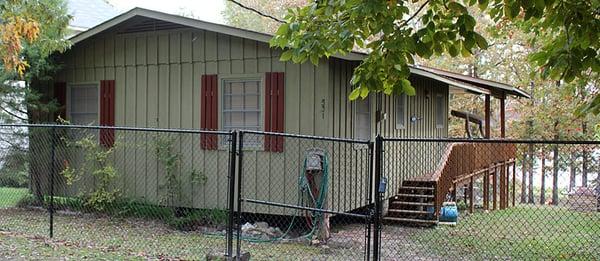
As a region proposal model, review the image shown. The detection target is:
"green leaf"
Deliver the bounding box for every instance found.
[448,2,467,14]
[309,54,319,65]
[478,0,489,10]
[280,50,293,61]
[401,79,415,96]
[394,64,404,71]
[473,33,489,49]
[448,44,459,57]
[360,87,370,99]
[349,88,361,100]
[275,23,289,36]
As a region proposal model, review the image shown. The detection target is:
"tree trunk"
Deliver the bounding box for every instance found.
[569,151,577,192]
[540,148,546,205]
[528,143,535,204]
[582,122,588,187]
[551,122,559,205]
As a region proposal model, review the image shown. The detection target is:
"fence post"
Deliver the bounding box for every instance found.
[226,131,237,258]
[365,141,374,261]
[235,132,245,260]
[49,126,56,238]
[373,135,383,261]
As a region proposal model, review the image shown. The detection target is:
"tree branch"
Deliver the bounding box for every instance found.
[401,0,430,27]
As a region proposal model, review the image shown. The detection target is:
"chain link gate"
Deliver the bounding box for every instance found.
[231,130,376,260]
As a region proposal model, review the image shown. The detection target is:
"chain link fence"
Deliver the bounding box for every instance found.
[234,131,373,260]
[1,124,599,260]
[0,124,234,259]
[379,138,600,260]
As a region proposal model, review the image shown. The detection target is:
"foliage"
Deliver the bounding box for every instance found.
[222,0,306,34]
[0,0,70,125]
[0,0,70,77]
[60,134,120,211]
[0,146,29,187]
[154,135,207,207]
[270,0,599,106]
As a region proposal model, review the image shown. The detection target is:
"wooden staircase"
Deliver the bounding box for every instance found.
[384,180,438,226]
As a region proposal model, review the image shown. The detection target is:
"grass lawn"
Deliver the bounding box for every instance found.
[0,208,364,260]
[0,187,29,208]
[1,202,598,260]
[411,205,600,260]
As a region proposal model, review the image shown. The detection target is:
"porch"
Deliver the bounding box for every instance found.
[384,67,526,225]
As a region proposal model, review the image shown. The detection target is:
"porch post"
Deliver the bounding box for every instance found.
[469,177,474,214]
[485,94,491,138]
[512,162,516,207]
[493,165,497,210]
[483,173,489,210]
[500,93,506,138]
[500,162,506,210]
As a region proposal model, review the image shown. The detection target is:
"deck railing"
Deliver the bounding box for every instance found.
[423,142,516,216]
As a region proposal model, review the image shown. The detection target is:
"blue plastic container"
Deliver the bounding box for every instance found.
[440,202,458,222]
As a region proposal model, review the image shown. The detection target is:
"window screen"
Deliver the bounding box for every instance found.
[396,94,406,129]
[222,79,261,132]
[355,98,371,140]
[69,84,99,125]
[435,93,444,128]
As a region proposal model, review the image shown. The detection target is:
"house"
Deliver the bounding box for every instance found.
[31,8,529,219]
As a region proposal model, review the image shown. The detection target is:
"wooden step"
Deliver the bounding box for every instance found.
[387,209,430,215]
[383,217,438,225]
[395,193,434,198]
[402,180,436,186]
[398,186,434,191]
[390,201,434,207]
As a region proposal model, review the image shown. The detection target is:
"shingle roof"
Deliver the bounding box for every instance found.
[68,0,120,30]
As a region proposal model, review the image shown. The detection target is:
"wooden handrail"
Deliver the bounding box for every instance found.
[425,142,517,216]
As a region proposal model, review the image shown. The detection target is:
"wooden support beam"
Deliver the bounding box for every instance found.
[506,163,510,208]
[452,182,457,202]
[500,162,506,210]
[500,93,506,138]
[485,94,491,138]
[483,174,489,210]
[512,162,516,207]
[469,176,474,214]
[493,166,497,210]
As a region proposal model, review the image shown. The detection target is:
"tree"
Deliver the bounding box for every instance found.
[222,0,306,34]
[0,0,70,124]
[270,0,599,108]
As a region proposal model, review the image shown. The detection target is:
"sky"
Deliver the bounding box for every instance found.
[107,0,226,24]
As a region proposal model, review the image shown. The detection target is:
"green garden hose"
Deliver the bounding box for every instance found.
[241,150,329,243]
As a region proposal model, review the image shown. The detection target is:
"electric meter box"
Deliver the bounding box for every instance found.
[305,150,325,171]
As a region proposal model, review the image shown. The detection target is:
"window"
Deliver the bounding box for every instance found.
[68,83,99,125]
[355,97,371,140]
[222,78,261,132]
[435,93,444,128]
[396,94,406,129]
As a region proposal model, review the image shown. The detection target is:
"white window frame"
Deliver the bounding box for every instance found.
[353,96,372,141]
[66,82,100,125]
[395,94,407,129]
[219,74,264,149]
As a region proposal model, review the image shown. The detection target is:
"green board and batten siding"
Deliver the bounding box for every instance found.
[51,28,334,214]
[42,21,449,214]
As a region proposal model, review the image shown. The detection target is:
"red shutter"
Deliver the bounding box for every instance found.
[54,82,67,122]
[264,72,284,152]
[201,74,218,150]
[100,80,115,148]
